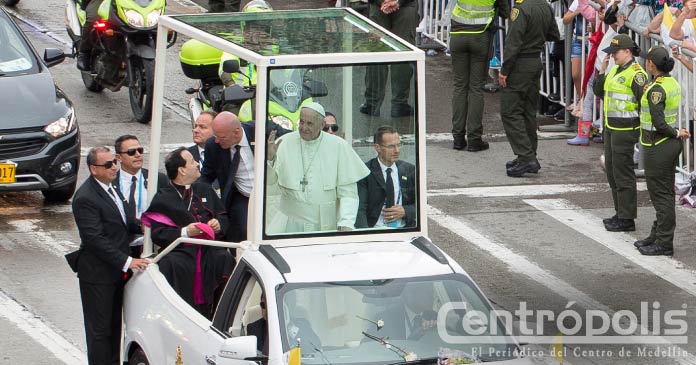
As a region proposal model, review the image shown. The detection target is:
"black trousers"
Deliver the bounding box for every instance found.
[227,190,249,243]
[79,280,124,365]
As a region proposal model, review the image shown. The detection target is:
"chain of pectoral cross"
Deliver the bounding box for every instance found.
[300,135,323,192]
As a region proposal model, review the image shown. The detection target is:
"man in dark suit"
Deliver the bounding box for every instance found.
[71,147,150,365]
[188,110,217,165]
[200,112,288,242]
[356,126,416,229]
[245,295,268,354]
[374,282,436,341]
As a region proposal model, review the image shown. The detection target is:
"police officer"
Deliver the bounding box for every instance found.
[633,47,690,256]
[360,0,418,118]
[450,0,509,151]
[593,34,647,232]
[208,0,240,13]
[499,0,560,176]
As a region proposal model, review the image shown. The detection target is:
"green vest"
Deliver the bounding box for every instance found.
[639,76,680,146]
[451,0,496,32]
[603,62,647,130]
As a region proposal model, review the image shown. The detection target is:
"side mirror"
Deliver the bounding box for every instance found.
[223,84,256,104]
[303,80,328,98]
[222,59,241,74]
[218,336,257,360]
[43,48,66,68]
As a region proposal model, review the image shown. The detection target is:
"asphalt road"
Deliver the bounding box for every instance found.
[1,1,696,364]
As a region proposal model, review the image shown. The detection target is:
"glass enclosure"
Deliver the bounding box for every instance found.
[276,275,518,363]
[262,63,420,237]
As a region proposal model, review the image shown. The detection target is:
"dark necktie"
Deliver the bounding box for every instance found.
[385,167,395,208]
[230,145,242,179]
[128,175,137,217]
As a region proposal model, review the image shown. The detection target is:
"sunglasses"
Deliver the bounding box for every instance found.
[91,159,118,169]
[323,125,339,132]
[118,147,144,156]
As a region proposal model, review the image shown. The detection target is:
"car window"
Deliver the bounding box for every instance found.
[263,63,420,238]
[277,275,518,364]
[0,15,38,74]
[226,274,263,337]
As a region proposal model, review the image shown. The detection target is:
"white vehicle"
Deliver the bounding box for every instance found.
[123,7,532,365]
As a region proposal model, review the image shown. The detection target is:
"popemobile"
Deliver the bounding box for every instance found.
[122,7,535,365]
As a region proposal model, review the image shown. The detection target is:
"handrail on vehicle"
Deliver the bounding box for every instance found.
[151,237,252,264]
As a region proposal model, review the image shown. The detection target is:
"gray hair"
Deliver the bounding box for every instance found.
[86,146,111,166]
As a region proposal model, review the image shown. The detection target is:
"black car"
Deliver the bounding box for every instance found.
[0,8,80,202]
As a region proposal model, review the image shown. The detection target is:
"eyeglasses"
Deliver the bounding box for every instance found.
[323,125,339,132]
[380,143,402,150]
[91,159,118,169]
[118,147,144,156]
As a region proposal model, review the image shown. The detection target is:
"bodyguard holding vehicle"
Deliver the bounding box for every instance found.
[633,47,690,256]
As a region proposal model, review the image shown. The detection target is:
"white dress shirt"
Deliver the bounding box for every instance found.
[95,178,131,272]
[233,129,254,197]
[118,169,147,219]
[376,159,404,228]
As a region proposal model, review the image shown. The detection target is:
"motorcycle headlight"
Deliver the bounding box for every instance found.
[44,108,76,138]
[125,9,144,28]
[271,115,293,131]
[146,9,161,27]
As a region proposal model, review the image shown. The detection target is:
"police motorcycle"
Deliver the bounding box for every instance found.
[179,0,327,130]
[65,0,174,123]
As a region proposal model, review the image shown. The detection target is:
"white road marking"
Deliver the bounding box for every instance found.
[425,131,575,142]
[428,205,696,364]
[0,290,86,365]
[525,199,696,298]
[7,219,78,256]
[430,183,647,198]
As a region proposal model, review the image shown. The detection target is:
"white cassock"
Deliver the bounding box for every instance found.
[267,131,370,233]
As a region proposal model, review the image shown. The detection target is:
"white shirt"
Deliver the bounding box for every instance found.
[198,146,205,171]
[568,0,578,12]
[95,178,131,272]
[118,169,146,219]
[233,129,254,197]
[376,159,404,228]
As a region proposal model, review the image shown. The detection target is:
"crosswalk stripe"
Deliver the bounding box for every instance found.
[525,198,696,298]
[428,205,696,364]
[0,289,86,365]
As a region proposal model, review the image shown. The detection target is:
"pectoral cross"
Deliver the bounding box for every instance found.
[300,177,308,192]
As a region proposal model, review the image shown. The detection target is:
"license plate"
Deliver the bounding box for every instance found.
[0,162,17,184]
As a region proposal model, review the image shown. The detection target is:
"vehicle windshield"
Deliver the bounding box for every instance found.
[276,275,518,364]
[263,63,420,238]
[0,14,38,75]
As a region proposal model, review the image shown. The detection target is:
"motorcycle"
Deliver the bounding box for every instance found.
[179,39,328,130]
[65,0,175,123]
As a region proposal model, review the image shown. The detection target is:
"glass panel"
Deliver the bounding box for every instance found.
[277,275,518,363]
[171,9,411,55]
[263,62,419,237]
[0,16,37,74]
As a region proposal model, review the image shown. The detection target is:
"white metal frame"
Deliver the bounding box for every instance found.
[145,9,428,255]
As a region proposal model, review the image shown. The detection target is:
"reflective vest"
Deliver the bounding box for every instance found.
[603,62,647,130]
[639,76,680,146]
[219,53,257,87]
[451,0,496,32]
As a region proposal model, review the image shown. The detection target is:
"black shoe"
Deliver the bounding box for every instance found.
[506,159,541,177]
[638,243,673,256]
[605,218,635,232]
[453,136,467,150]
[602,215,618,226]
[554,109,565,122]
[544,103,562,116]
[548,93,561,102]
[506,158,519,169]
[634,238,655,248]
[467,140,489,152]
[76,52,91,71]
[359,103,379,116]
[391,104,414,118]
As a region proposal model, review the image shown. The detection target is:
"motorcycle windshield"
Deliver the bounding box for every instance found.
[132,0,155,7]
[268,69,306,113]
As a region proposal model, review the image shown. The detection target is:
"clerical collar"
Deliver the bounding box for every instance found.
[171,182,191,194]
[301,132,322,146]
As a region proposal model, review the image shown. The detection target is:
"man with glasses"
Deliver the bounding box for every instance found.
[323,112,341,136]
[70,147,150,364]
[266,103,369,233]
[113,135,168,224]
[356,126,416,228]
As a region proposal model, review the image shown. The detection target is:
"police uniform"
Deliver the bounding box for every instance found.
[499,0,560,176]
[634,47,684,256]
[450,0,509,151]
[592,35,647,232]
[360,0,418,118]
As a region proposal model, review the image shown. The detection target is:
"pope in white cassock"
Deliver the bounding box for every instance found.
[266,102,369,233]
